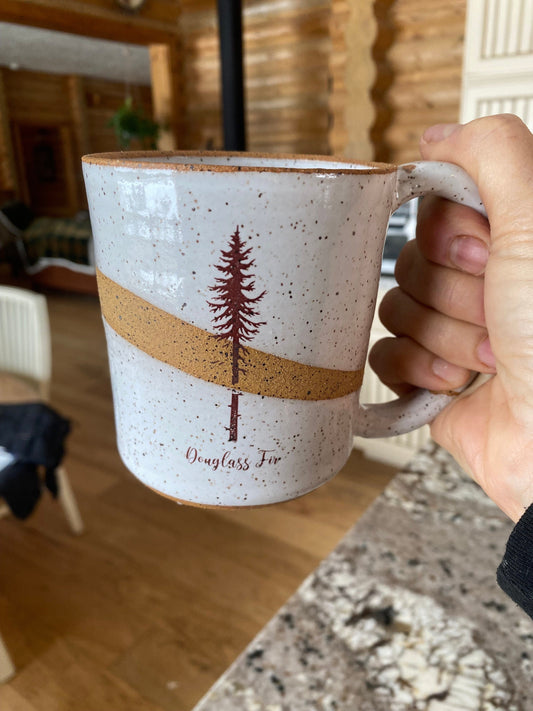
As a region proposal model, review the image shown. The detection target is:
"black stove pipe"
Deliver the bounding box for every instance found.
[217,0,246,151]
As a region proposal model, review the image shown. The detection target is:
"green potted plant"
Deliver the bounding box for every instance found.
[108,96,160,149]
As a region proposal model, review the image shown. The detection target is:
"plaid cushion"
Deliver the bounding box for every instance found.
[22,214,92,267]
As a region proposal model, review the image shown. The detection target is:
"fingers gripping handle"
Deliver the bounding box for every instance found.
[356,161,487,438]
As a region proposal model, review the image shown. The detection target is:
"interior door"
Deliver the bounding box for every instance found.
[11,122,78,217]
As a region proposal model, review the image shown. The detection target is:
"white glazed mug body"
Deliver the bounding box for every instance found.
[82,152,484,507]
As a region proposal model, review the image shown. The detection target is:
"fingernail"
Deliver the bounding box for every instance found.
[421,123,460,144]
[431,357,467,385]
[449,236,489,275]
[477,336,496,369]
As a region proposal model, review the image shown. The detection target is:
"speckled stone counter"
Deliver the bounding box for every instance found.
[193,443,533,711]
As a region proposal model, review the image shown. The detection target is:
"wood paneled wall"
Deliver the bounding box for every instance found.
[0,0,467,211]
[83,78,153,154]
[372,0,466,163]
[1,69,152,154]
[1,69,77,210]
[179,0,466,162]
[179,0,332,155]
[329,0,377,161]
[328,0,350,158]
[0,73,17,197]
[0,67,152,213]
[0,0,178,211]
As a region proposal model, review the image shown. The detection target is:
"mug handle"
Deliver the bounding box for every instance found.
[355,161,487,438]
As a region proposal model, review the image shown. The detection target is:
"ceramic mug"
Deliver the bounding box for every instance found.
[82,152,485,507]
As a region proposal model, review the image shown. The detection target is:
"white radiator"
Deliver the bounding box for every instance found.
[353,289,431,467]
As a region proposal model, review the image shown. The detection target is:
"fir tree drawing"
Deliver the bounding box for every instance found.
[208,226,266,442]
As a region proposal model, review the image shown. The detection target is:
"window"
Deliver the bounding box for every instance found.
[382,199,418,276]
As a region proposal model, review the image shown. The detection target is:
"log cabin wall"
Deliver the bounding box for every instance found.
[329,0,377,161]
[83,78,153,154]
[179,0,332,155]
[0,67,152,215]
[0,71,17,200]
[0,0,467,211]
[371,0,467,163]
[328,0,350,158]
[179,0,466,163]
[2,68,81,215]
[0,0,178,211]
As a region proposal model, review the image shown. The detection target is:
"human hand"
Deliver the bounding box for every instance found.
[370,115,533,522]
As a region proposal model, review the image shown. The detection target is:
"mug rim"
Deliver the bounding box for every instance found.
[81,149,397,175]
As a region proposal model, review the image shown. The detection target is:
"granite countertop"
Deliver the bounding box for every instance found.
[193,442,533,711]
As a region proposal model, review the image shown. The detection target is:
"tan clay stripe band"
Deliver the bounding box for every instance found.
[96,269,363,401]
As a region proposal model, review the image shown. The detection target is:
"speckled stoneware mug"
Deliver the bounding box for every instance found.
[82,152,485,507]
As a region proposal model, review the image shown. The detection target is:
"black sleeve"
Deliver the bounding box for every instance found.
[497,503,533,620]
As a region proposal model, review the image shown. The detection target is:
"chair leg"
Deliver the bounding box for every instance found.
[0,632,15,683]
[56,467,84,535]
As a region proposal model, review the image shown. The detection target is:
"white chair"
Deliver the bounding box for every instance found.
[0,632,14,683]
[0,285,84,534]
[0,286,85,682]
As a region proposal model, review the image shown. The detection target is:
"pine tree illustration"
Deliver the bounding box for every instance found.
[208,226,266,442]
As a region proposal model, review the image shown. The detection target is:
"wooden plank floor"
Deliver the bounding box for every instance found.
[0,291,397,710]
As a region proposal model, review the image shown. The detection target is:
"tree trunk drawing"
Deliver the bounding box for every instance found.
[208,226,266,442]
[229,392,240,442]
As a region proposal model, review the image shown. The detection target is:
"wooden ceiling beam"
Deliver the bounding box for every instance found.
[0,0,178,46]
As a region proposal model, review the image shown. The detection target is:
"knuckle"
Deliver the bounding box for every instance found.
[393,241,416,285]
[472,113,529,144]
[416,195,445,227]
[378,287,402,329]
[438,271,461,315]
[368,340,385,370]
[492,113,527,133]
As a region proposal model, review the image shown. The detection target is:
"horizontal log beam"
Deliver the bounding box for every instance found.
[0,0,178,45]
